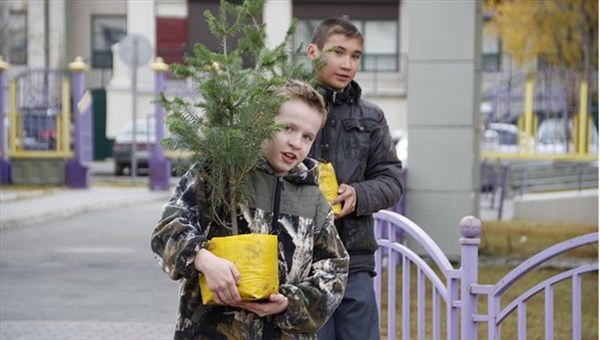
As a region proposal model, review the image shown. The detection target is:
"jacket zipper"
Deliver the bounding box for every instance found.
[263,176,283,339]
[271,176,283,230]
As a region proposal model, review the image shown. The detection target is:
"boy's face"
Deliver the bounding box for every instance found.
[261,98,322,176]
[307,33,363,90]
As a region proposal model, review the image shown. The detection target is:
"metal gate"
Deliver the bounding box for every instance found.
[373,210,598,339]
[7,68,72,158]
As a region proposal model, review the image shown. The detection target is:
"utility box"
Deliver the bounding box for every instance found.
[10,159,66,185]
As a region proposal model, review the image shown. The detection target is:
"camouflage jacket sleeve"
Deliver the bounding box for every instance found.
[274,206,349,333]
[150,165,209,281]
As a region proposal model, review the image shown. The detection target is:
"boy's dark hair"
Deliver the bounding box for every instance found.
[310,17,364,50]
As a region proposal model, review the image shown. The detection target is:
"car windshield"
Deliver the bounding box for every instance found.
[116,118,156,143]
[537,119,570,145]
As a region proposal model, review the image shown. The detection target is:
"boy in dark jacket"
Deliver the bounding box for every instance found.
[151,80,349,339]
[306,17,404,340]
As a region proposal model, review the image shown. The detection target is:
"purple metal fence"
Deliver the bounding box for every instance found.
[373,210,598,340]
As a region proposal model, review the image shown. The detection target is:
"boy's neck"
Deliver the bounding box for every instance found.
[319,83,346,93]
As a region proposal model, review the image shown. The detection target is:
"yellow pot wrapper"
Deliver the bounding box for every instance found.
[200,234,279,305]
[318,162,342,215]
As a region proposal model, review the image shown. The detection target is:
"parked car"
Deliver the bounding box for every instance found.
[112,117,191,176]
[536,118,598,154]
[481,123,519,152]
[391,129,408,166]
[20,108,58,150]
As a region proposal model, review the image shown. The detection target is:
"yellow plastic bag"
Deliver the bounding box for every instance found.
[318,162,342,215]
[199,234,279,305]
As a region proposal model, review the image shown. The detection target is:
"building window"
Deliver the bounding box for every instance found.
[8,9,27,65]
[360,20,398,72]
[293,19,399,72]
[482,18,501,72]
[91,15,127,69]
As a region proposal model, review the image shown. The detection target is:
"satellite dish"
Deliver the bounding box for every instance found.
[118,33,153,67]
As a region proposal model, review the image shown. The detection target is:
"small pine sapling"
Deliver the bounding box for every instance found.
[159,0,312,234]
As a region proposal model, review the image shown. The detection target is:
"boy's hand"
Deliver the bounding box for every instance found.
[194,248,242,305]
[238,293,289,317]
[332,183,356,219]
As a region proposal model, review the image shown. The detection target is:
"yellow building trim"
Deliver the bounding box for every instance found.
[481,151,598,162]
[7,150,74,159]
[9,79,17,153]
[61,78,71,153]
[577,81,589,155]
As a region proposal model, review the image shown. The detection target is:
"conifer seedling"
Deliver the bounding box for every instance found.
[159,0,313,234]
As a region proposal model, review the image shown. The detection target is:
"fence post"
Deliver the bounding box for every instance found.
[577,162,582,192]
[66,57,91,188]
[460,216,482,340]
[148,57,171,191]
[497,162,509,220]
[0,56,10,184]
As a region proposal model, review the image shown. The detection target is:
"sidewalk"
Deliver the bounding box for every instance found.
[0,160,173,230]
[0,159,516,230]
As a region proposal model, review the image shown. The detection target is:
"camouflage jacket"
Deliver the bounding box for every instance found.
[151,158,349,340]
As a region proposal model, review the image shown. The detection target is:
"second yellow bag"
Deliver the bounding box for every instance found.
[199,234,279,305]
[318,162,342,215]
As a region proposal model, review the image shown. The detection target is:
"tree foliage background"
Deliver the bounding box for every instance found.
[484,0,598,119]
[159,0,313,233]
[484,0,598,75]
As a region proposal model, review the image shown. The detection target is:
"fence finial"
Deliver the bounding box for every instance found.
[151,57,169,73]
[0,56,8,71]
[460,215,482,238]
[69,56,89,72]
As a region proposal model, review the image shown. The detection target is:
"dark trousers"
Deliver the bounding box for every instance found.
[317,271,380,340]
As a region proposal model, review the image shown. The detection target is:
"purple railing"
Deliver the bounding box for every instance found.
[373,210,598,340]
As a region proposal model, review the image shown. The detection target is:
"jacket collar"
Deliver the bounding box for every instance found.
[257,157,319,186]
[315,81,362,109]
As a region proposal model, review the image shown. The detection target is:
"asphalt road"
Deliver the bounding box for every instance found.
[0,201,180,339]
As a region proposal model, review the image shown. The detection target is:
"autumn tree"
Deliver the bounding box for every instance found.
[484,0,598,121]
[484,0,597,74]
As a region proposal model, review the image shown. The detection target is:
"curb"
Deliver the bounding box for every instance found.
[0,188,171,231]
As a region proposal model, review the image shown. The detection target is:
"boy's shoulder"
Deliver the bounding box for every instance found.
[355,96,383,113]
[335,81,384,115]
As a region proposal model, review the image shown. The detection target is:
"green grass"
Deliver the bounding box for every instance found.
[480,220,598,258]
[379,221,598,339]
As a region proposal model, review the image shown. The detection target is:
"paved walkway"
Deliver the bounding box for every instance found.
[1,321,173,340]
[0,161,176,339]
[0,184,171,230]
[0,160,173,230]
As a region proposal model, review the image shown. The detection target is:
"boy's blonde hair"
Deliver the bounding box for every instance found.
[276,80,327,128]
[310,16,364,50]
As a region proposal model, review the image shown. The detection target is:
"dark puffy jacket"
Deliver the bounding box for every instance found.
[310,81,403,273]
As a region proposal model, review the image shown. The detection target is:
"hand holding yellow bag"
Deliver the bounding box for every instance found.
[199,234,279,305]
[318,162,342,215]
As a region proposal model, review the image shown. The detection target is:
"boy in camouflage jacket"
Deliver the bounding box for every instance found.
[151,80,349,339]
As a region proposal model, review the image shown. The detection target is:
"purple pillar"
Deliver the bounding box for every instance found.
[66,57,92,189]
[0,57,10,184]
[459,216,482,340]
[149,57,171,191]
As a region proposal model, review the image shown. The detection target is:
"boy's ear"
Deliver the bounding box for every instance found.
[306,43,319,60]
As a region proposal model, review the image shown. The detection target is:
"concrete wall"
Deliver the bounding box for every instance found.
[264,0,292,49]
[514,190,599,225]
[405,1,482,258]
